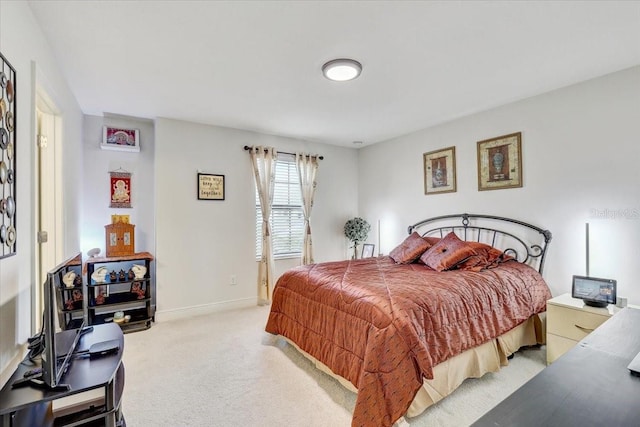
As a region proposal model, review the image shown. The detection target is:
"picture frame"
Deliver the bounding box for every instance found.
[477,132,522,191]
[101,126,140,152]
[109,171,132,208]
[423,146,456,195]
[361,243,375,258]
[198,173,225,200]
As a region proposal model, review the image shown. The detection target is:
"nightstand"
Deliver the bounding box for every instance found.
[546,293,634,364]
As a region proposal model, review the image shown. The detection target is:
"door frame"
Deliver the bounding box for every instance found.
[32,62,64,334]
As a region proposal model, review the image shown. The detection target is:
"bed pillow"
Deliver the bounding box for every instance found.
[423,236,442,246]
[419,232,477,271]
[456,242,514,271]
[389,232,432,264]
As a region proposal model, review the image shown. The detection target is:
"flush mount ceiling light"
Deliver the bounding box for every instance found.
[322,58,362,82]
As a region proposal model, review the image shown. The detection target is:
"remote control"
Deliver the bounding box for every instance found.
[23,367,43,378]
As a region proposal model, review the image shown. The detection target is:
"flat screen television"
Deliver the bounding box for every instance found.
[41,253,86,389]
[571,275,617,308]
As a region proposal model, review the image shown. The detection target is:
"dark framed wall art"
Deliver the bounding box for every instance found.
[0,52,17,258]
[198,173,225,200]
[477,132,523,191]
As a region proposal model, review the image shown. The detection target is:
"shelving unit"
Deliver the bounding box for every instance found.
[84,251,154,333]
[54,254,84,330]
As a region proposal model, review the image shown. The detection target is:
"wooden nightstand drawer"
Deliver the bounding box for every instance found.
[547,303,610,342]
[546,333,578,364]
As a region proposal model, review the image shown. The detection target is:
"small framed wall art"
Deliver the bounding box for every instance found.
[477,132,522,191]
[423,146,456,195]
[110,170,132,208]
[101,126,140,152]
[198,173,225,200]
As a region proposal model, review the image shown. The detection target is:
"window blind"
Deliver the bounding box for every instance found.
[256,154,304,259]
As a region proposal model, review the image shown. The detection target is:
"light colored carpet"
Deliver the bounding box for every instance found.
[122,305,545,426]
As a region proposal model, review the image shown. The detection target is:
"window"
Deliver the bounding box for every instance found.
[256,154,304,259]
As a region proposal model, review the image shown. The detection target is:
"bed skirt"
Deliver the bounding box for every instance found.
[280,312,546,423]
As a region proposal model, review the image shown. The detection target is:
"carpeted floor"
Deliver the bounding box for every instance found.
[121,305,546,426]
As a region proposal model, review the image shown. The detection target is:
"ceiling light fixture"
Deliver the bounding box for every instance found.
[322,59,362,82]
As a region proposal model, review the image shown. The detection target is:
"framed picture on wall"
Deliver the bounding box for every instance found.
[101,126,140,152]
[423,146,456,195]
[198,173,225,200]
[477,132,522,191]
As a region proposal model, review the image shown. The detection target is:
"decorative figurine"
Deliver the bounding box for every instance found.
[128,269,135,280]
[65,290,83,310]
[131,282,145,299]
[62,271,77,288]
[118,269,126,281]
[73,274,82,286]
[131,264,147,279]
[91,267,108,283]
[95,291,106,305]
[109,270,117,281]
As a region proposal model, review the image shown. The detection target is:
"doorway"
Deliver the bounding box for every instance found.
[33,92,63,332]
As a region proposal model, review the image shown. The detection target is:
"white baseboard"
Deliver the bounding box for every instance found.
[154,297,257,322]
[0,343,28,389]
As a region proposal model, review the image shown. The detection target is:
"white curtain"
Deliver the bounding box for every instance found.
[250,146,277,304]
[296,153,319,265]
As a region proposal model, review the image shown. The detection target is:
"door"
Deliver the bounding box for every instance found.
[34,101,63,331]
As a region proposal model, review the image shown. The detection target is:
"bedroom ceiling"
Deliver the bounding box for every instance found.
[26,1,640,147]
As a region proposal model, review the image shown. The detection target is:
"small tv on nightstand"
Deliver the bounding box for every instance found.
[571,275,616,308]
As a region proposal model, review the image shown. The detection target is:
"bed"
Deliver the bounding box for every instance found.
[265,213,552,427]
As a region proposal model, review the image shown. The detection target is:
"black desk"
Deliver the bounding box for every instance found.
[473,307,640,427]
[0,323,125,427]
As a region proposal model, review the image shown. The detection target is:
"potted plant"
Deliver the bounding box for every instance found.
[344,217,371,259]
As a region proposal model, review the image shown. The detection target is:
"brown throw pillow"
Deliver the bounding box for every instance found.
[389,232,432,264]
[423,236,442,246]
[457,242,514,271]
[419,232,477,271]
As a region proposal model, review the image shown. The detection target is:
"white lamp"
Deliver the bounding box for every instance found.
[322,59,362,81]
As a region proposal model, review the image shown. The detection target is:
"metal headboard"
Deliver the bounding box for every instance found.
[407,213,552,274]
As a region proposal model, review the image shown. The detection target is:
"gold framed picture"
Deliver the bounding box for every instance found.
[423,146,456,195]
[477,132,522,191]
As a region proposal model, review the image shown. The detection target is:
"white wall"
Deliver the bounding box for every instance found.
[154,118,358,320]
[0,1,84,384]
[359,66,640,304]
[81,114,156,255]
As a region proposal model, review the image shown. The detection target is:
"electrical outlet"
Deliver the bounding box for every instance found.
[230,275,237,285]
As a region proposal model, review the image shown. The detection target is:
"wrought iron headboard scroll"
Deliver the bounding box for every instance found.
[407,213,552,274]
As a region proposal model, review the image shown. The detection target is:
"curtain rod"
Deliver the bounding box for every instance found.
[243,145,324,160]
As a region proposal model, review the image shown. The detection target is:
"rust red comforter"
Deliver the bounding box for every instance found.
[265,256,551,427]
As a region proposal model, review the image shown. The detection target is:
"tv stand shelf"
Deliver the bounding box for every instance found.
[0,324,125,427]
[84,252,154,333]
